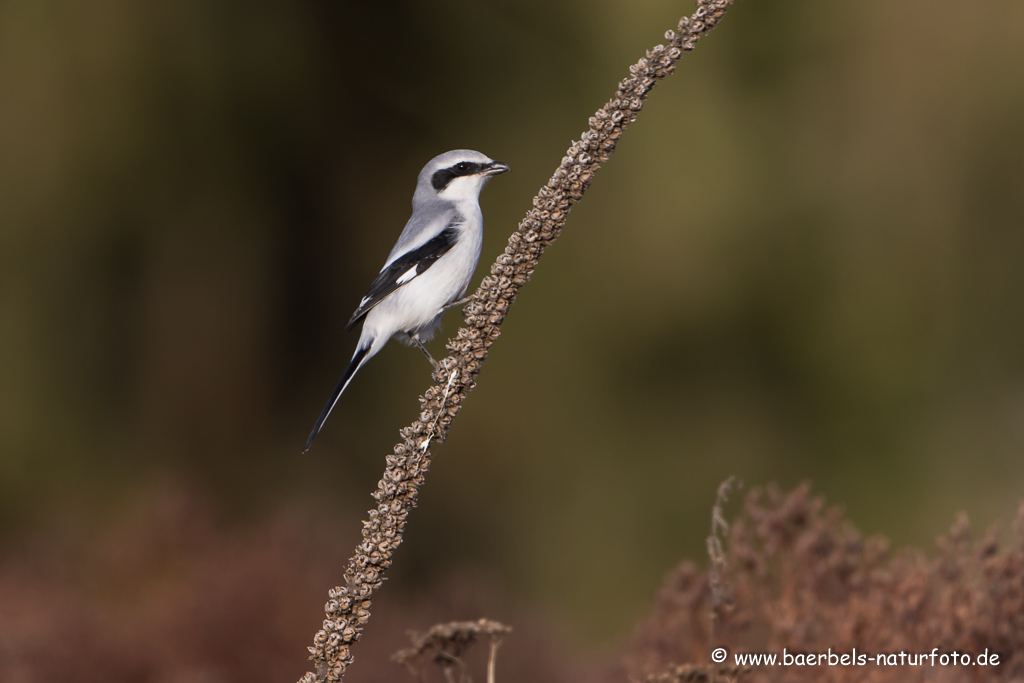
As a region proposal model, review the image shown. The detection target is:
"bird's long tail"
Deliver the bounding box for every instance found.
[303,344,371,453]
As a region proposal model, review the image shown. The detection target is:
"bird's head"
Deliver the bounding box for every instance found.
[416,150,509,204]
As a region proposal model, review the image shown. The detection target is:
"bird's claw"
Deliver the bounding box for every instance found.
[441,296,472,313]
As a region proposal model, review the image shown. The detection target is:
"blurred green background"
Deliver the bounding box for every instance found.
[2,0,1023,650]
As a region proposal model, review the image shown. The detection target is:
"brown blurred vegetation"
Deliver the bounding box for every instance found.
[1,0,1023,665]
[3,482,1022,682]
[631,484,1024,682]
[0,482,598,683]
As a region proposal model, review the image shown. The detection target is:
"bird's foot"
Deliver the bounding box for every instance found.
[411,336,441,371]
[440,296,473,313]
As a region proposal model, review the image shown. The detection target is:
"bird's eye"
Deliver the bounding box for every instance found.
[455,162,471,173]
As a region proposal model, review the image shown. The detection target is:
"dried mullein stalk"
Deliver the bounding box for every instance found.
[299,2,737,680]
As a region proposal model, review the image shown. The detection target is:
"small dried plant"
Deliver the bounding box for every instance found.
[707,477,741,648]
[392,619,512,683]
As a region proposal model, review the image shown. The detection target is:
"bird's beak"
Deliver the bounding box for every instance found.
[482,161,510,176]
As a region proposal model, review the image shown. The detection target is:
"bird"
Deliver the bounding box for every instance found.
[303,149,509,452]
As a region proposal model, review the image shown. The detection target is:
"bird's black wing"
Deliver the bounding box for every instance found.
[344,225,461,331]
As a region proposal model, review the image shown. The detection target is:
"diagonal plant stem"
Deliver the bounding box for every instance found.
[299,1,736,680]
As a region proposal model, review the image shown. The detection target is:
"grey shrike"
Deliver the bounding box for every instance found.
[303,150,509,452]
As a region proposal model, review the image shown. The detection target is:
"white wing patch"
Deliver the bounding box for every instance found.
[396,266,419,285]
